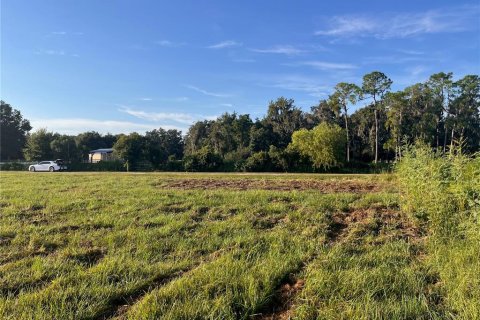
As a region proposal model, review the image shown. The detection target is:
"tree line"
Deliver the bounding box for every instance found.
[1,71,479,171]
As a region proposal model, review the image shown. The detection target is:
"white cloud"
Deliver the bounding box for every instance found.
[207,40,243,49]
[185,85,231,98]
[119,107,196,125]
[315,5,479,39]
[295,61,357,70]
[250,45,306,56]
[49,31,83,36]
[30,118,176,135]
[34,49,66,56]
[398,49,425,55]
[139,97,153,101]
[220,103,233,108]
[119,106,217,125]
[170,97,189,102]
[155,40,186,47]
[362,55,430,65]
[261,75,331,98]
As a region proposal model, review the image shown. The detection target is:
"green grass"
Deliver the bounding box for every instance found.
[0,171,475,319]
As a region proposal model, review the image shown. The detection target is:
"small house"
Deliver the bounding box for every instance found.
[88,148,116,163]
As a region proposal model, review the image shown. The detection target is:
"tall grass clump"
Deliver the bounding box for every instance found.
[396,144,480,318]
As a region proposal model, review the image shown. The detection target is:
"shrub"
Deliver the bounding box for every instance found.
[68,161,126,172]
[0,162,30,171]
[183,148,223,172]
[243,151,271,172]
[396,144,480,318]
[289,123,346,170]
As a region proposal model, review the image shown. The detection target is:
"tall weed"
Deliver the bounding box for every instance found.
[396,144,480,318]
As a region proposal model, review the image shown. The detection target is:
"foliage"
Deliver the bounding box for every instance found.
[183,147,223,172]
[113,133,145,171]
[3,71,480,171]
[243,151,271,172]
[75,131,117,159]
[0,101,32,161]
[68,160,126,171]
[23,128,55,161]
[0,162,30,171]
[145,128,184,169]
[396,144,480,318]
[290,123,346,169]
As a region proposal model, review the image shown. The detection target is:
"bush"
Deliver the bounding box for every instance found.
[68,161,126,172]
[184,148,223,172]
[0,162,30,171]
[243,152,271,172]
[396,144,480,318]
[290,123,346,170]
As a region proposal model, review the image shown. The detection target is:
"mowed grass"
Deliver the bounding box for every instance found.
[0,172,449,319]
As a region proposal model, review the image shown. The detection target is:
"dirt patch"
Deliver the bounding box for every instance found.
[327,208,421,244]
[162,179,385,193]
[253,275,305,320]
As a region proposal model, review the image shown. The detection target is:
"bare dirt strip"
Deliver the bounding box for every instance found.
[161,178,390,193]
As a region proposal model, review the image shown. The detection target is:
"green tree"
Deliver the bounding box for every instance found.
[0,101,32,160]
[23,128,55,161]
[264,97,304,148]
[385,91,408,160]
[184,120,212,155]
[306,99,340,128]
[450,75,480,152]
[427,72,453,152]
[50,135,80,162]
[289,123,346,169]
[329,82,362,162]
[113,133,145,171]
[145,128,183,168]
[75,131,108,160]
[362,71,392,163]
[183,147,223,172]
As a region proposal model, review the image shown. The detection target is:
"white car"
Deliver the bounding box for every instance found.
[28,160,66,172]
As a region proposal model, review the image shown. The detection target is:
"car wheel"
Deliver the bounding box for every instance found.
[49,166,55,172]
[29,167,36,172]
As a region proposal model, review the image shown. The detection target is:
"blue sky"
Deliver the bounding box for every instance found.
[2,0,479,134]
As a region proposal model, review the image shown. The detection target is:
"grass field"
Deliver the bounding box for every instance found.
[0,171,476,319]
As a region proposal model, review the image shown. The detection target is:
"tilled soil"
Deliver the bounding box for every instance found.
[161,178,389,193]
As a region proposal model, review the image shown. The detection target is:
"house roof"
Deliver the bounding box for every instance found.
[89,148,114,153]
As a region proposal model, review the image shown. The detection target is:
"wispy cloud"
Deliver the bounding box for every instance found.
[30,118,170,135]
[250,45,306,56]
[260,75,331,98]
[185,85,231,98]
[35,49,80,57]
[362,54,437,65]
[398,49,425,55]
[34,49,66,56]
[291,61,357,70]
[48,31,83,36]
[207,40,243,49]
[166,97,189,102]
[220,103,234,108]
[315,5,479,39]
[155,40,186,47]
[139,98,153,101]
[119,106,217,125]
